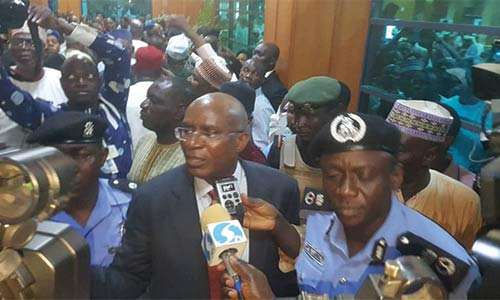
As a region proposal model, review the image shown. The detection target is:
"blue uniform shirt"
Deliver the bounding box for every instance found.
[0,25,132,178]
[51,179,131,267]
[296,196,480,299]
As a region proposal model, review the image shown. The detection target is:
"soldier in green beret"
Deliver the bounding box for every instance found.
[268,76,350,221]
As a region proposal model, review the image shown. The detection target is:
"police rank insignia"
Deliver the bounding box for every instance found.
[304,241,325,266]
[301,187,333,211]
[83,121,95,138]
[330,113,367,143]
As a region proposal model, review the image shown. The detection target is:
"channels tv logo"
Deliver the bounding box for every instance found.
[213,222,245,244]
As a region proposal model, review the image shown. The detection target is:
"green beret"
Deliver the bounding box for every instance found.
[285,76,341,106]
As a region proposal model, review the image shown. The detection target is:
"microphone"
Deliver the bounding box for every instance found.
[201,204,247,298]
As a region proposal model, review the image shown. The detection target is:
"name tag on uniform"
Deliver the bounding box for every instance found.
[304,241,325,266]
[301,187,333,212]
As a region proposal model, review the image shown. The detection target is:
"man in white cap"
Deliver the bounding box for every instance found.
[164,33,194,80]
[386,99,482,249]
[165,16,234,97]
[1,21,67,147]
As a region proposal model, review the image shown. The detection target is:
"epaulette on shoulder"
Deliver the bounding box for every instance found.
[109,178,139,193]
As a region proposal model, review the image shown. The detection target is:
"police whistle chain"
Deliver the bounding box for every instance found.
[201,204,247,300]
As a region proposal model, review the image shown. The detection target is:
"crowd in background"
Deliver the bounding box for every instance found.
[0,4,493,299]
[366,26,497,178]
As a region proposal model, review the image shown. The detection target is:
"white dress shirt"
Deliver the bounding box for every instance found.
[252,87,275,153]
[126,81,154,151]
[193,162,249,262]
[1,67,68,148]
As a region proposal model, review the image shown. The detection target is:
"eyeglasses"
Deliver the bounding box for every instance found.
[10,38,35,49]
[174,127,244,143]
[64,73,96,82]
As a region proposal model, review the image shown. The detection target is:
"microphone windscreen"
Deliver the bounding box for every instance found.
[200,203,232,231]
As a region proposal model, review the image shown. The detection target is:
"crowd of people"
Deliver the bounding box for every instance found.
[0,4,489,299]
[368,26,497,176]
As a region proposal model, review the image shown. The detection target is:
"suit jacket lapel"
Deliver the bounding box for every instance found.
[165,165,209,296]
[169,166,203,255]
[242,160,268,264]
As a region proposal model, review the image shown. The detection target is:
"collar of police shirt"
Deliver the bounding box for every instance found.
[194,161,249,262]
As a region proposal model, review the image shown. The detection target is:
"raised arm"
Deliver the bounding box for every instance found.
[29,5,131,112]
[0,64,56,130]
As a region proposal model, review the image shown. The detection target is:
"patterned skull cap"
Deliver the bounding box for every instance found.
[386,100,453,143]
[194,58,232,90]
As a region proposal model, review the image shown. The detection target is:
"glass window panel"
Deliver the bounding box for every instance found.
[85,0,151,19]
[361,23,497,172]
[219,0,230,11]
[363,24,500,102]
[373,0,500,27]
[217,0,264,53]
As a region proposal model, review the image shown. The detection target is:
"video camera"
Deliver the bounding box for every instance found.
[0,147,89,298]
[468,62,500,299]
[0,0,29,34]
[0,0,29,57]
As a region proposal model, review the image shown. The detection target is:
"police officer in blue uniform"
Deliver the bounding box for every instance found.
[220,112,481,299]
[27,111,135,267]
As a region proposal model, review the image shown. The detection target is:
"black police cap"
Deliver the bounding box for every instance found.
[27,111,107,145]
[309,113,401,158]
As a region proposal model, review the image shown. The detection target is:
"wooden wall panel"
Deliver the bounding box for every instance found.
[328,0,371,111]
[287,0,336,85]
[31,0,48,6]
[264,0,294,85]
[152,0,204,23]
[58,0,81,17]
[264,0,371,110]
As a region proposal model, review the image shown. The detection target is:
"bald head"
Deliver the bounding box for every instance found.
[181,93,250,182]
[263,43,280,59]
[189,92,249,131]
[61,51,97,78]
[60,51,100,110]
[253,42,280,72]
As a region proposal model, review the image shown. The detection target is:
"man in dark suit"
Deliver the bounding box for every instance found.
[91,93,300,299]
[253,43,288,111]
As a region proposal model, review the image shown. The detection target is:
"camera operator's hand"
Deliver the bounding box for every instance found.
[28,5,58,30]
[241,194,280,231]
[218,257,275,300]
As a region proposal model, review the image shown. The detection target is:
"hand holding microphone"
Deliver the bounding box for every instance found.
[240,194,280,231]
[217,257,275,300]
[200,204,247,299]
[240,195,301,259]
